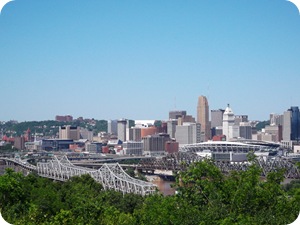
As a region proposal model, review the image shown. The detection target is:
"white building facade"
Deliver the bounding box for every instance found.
[222,104,239,141]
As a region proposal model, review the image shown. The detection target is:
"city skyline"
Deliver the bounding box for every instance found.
[1,1,300,122]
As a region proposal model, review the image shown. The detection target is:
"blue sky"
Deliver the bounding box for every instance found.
[0,0,300,122]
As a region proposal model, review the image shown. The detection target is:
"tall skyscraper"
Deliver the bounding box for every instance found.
[117,119,127,142]
[283,110,292,141]
[175,122,201,146]
[167,120,178,139]
[211,109,225,128]
[290,107,300,141]
[239,122,252,140]
[197,95,210,141]
[107,120,118,135]
[283,107,300,142]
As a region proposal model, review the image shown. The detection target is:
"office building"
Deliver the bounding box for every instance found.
[211,126,223,138]
[123,141,143,155]
[234,115,248,125]
[197,95,210,141]
[107,120,118,135]
[270,113,283,126]
[169,110,187,120]
[14,136,25,150]
[59,125,80,140]
[283,107,300,142]
[117,119,127,142]
[156,121,168,134]
[167,120,178,139]
[290,107,300,141]
[42,139,74,151]
[80,128,93,141]
[86,142,102,153]
[283,110,292,141]
[175,122,201,146]
[142,133,170,156]
[211,109,225,128]
[256,132,278,142]
[264,125,282,142]
[239,122,252,140]
[178,115,196,125]
[127,127,142,141]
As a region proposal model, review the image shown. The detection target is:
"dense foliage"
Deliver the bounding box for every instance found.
[0,160,299,225]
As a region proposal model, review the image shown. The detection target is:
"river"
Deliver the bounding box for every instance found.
[147,175,176,196]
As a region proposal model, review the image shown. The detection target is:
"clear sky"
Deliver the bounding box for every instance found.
[0,0,300,122]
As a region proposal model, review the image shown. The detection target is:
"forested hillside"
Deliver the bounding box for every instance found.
[0,120,108,137]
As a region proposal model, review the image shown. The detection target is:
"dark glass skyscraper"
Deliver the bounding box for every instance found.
[290,106,300,141]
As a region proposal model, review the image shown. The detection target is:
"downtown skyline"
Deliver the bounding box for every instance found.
[1,1,300,122]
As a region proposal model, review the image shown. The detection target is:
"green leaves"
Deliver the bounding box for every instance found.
[176,159,300,225]
[0,160,299,224]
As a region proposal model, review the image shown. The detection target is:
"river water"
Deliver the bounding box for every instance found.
[147,175,176,196]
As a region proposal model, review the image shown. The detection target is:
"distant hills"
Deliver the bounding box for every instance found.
[0,120,108,138]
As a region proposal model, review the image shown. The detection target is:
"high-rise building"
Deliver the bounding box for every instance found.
[211,109,225,128]
[178,115,196,125]
[290,107,300,141]
[264,125,282,142]
[270,113,283,126]
[239,122,252,140]
[157,121,168,134]
[167,120,178,139]
[234,115,248,125]
[142,133,170,156]
[169,110,187,120]
[197,96,210,141]
[127,127,142,141]
[283,110,292,141]
[117,119,127,142]
[107,120,118,135]
[222,104,239,141]
[59,125,80,140]
[283,107,300,142]
[175,122,201,146]
[14,136,25,150]
[80,128,93,141]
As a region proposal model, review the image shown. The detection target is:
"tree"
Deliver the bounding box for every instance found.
[173,158,300,224]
